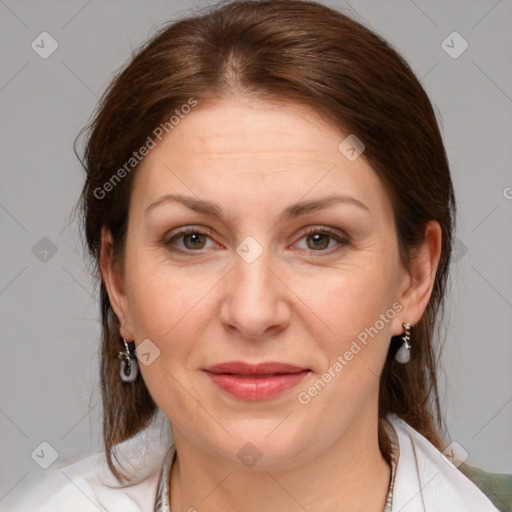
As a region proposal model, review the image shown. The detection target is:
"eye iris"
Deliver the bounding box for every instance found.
[183,233,206,250]
[307,233,329,250]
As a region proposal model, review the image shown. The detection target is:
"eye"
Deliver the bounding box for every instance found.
[293,226,349,254]
[165,227,217,253]
[164,226,349,255]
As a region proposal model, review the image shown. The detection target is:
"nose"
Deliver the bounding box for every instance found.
[219,244,291,340]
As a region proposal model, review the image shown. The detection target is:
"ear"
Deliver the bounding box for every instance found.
[99,225,134,340]
[392,220,443,335]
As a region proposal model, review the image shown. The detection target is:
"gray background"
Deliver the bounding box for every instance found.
[1,0,511,505]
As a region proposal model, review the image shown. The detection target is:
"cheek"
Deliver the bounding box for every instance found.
[129,274,197,349]
[311,260,399,338]
[125,242,199,331]
[122,245,190,359]
[304,257,401,399]
[297,269,398,418]
[125,265,208,417]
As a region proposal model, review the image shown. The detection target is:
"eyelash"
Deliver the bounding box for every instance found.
[164,226,350,256]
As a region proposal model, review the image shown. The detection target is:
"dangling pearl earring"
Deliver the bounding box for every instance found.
[118,317,138,382]
[395,322,412,364]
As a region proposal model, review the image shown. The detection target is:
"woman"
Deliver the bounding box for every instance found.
[10,0,510,510]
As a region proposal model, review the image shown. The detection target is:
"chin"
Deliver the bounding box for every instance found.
[207,420,310,470]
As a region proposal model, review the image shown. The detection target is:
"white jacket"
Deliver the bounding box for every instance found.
[3,413,500,511]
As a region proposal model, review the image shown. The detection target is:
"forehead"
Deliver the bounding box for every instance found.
[130,98,391,222]
[168,99,340,154]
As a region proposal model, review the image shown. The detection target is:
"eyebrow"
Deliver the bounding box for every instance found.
[144,193,370,222]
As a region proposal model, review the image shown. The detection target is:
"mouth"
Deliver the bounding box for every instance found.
[203,361,311,400]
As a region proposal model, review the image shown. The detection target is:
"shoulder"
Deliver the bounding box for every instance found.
[385,413,509,512]
[5,413,174,512]
[458,462,512,512]
[5,449,161,512]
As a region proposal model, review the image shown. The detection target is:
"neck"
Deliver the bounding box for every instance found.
[169,411,391,512]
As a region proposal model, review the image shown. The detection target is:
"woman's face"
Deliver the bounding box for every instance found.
[103,97,428,468]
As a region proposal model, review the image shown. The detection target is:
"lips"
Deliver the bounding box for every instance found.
[203,361,310,400]
[204,361,309,375]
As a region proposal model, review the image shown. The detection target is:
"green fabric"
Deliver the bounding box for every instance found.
[458,462,512,512]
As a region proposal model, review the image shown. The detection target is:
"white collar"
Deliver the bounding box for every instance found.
[386,413,498,511]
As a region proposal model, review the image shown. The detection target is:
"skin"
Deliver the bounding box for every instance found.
[101,96,442,512]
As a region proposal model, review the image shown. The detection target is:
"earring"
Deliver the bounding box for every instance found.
[395,322,411,364]
[118,318,138,382]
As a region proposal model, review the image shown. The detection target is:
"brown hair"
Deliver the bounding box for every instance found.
[73,0,455,482]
